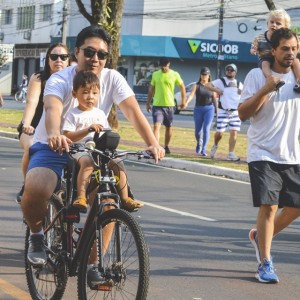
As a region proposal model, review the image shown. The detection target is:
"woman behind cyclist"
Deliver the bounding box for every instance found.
[16,43,71,203]
[186,67,218,156]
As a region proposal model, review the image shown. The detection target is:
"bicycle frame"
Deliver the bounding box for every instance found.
[25,131,151,299]
[44,147,122,277]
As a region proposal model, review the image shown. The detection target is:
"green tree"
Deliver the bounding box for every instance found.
[75,0,124,129]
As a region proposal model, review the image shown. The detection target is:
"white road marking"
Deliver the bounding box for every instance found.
[143,201,217,222]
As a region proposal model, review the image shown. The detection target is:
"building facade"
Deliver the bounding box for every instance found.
[0,0,300,96]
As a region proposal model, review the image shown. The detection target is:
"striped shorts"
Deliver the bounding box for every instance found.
[216,109,241,132]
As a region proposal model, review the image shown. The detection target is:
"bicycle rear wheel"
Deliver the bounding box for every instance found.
[77,209,150,300]
[24,194,68,300]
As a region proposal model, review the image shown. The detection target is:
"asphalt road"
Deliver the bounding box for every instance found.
[1,136,300,300]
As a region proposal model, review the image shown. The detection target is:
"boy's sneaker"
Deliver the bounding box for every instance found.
[227,152,240,161]
[255,258,279,283]
[249,228,260,263]
[210,145,218,158]
[16,185,24,204]
[196,145,201,154]
[87,265,112,291]
[27,234,47,266]
[293,84,300,93]
[164,146,171,154]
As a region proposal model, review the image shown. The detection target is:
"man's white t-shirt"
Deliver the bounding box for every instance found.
[34,65,134,144]
[240,68,300,164]
[212,77,243,110]
[62,107,109,144]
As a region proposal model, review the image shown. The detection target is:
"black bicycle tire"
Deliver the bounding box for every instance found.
[24,194,68,300]
[77,208,150,300]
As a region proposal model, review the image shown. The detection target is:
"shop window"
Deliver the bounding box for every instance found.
[41,4,53,22]
[2,9,13,25]
[17,6,35,30]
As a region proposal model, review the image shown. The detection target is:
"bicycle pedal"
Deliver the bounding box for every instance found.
[95,283,112,291]
[90,281,113,291]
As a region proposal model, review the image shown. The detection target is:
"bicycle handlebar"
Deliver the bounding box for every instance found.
[68,142,155,160]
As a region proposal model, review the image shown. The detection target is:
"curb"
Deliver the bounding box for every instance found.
[0,131,250,183]
[129,156,250,182]
[0,131,18,139]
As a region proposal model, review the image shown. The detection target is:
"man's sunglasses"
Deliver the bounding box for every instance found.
[49,54,69,61]
[226,69,235,72]
[80,48,109,60]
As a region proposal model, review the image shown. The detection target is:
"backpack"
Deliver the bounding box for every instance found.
[218,78,240,110]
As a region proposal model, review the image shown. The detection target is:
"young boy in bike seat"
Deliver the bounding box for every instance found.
[63,70,108,209]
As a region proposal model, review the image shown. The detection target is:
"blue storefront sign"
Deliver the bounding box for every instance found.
[172,37,257,63]
[52,35,257,64]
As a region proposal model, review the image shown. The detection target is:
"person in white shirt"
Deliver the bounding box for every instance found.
[21,26,165,272]
[63,70,109,209]
[206,63,243,161]
[239,28,300,284]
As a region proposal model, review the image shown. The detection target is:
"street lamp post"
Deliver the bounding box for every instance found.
[216,0,224,79]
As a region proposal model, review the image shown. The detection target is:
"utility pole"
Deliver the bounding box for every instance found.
[61,0,68,44]
[216,0,224,78]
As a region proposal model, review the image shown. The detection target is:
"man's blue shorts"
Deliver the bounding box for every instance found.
[28,143,68,178]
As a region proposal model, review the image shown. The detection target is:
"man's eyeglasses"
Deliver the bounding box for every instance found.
[49,54,69,61]
[226,69,235,72]
[80,48,109,60]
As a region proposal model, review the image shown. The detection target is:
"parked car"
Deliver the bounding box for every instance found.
[174,82,196,114]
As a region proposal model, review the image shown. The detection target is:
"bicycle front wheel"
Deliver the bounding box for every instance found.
[24,194,68,300]
[14,91,22,102]
[78,209,150,300]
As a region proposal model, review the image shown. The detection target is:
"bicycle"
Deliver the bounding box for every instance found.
[14,85,27,102]
[24,130,151,300]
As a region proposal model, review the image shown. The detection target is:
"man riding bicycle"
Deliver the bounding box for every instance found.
[21,25,164,283]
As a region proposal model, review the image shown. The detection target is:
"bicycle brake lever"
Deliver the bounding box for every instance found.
[139,150,154,159]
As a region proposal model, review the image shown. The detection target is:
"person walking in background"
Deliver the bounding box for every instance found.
[19,74,28,103]
[146,57,186,154]
[239,28,300,283]
[250,8,300,92]
[205,63,243,161]
[186,67,217,156]
[16,43,71,203]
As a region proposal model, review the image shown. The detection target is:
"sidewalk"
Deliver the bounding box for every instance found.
[0,128,250,183]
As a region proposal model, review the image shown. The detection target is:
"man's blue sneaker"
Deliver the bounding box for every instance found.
[255,258,279,283]
[196,145,201,154]
[249,228,260,263]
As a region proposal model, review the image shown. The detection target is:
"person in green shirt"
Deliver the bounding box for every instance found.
[146,57,186,154]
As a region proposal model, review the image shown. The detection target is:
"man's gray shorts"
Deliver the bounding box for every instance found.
[152,106,174,127]
[248,161,300,208]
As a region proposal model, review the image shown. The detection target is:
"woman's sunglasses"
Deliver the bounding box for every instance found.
[80,48,109,60]
[49,54,69,61]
